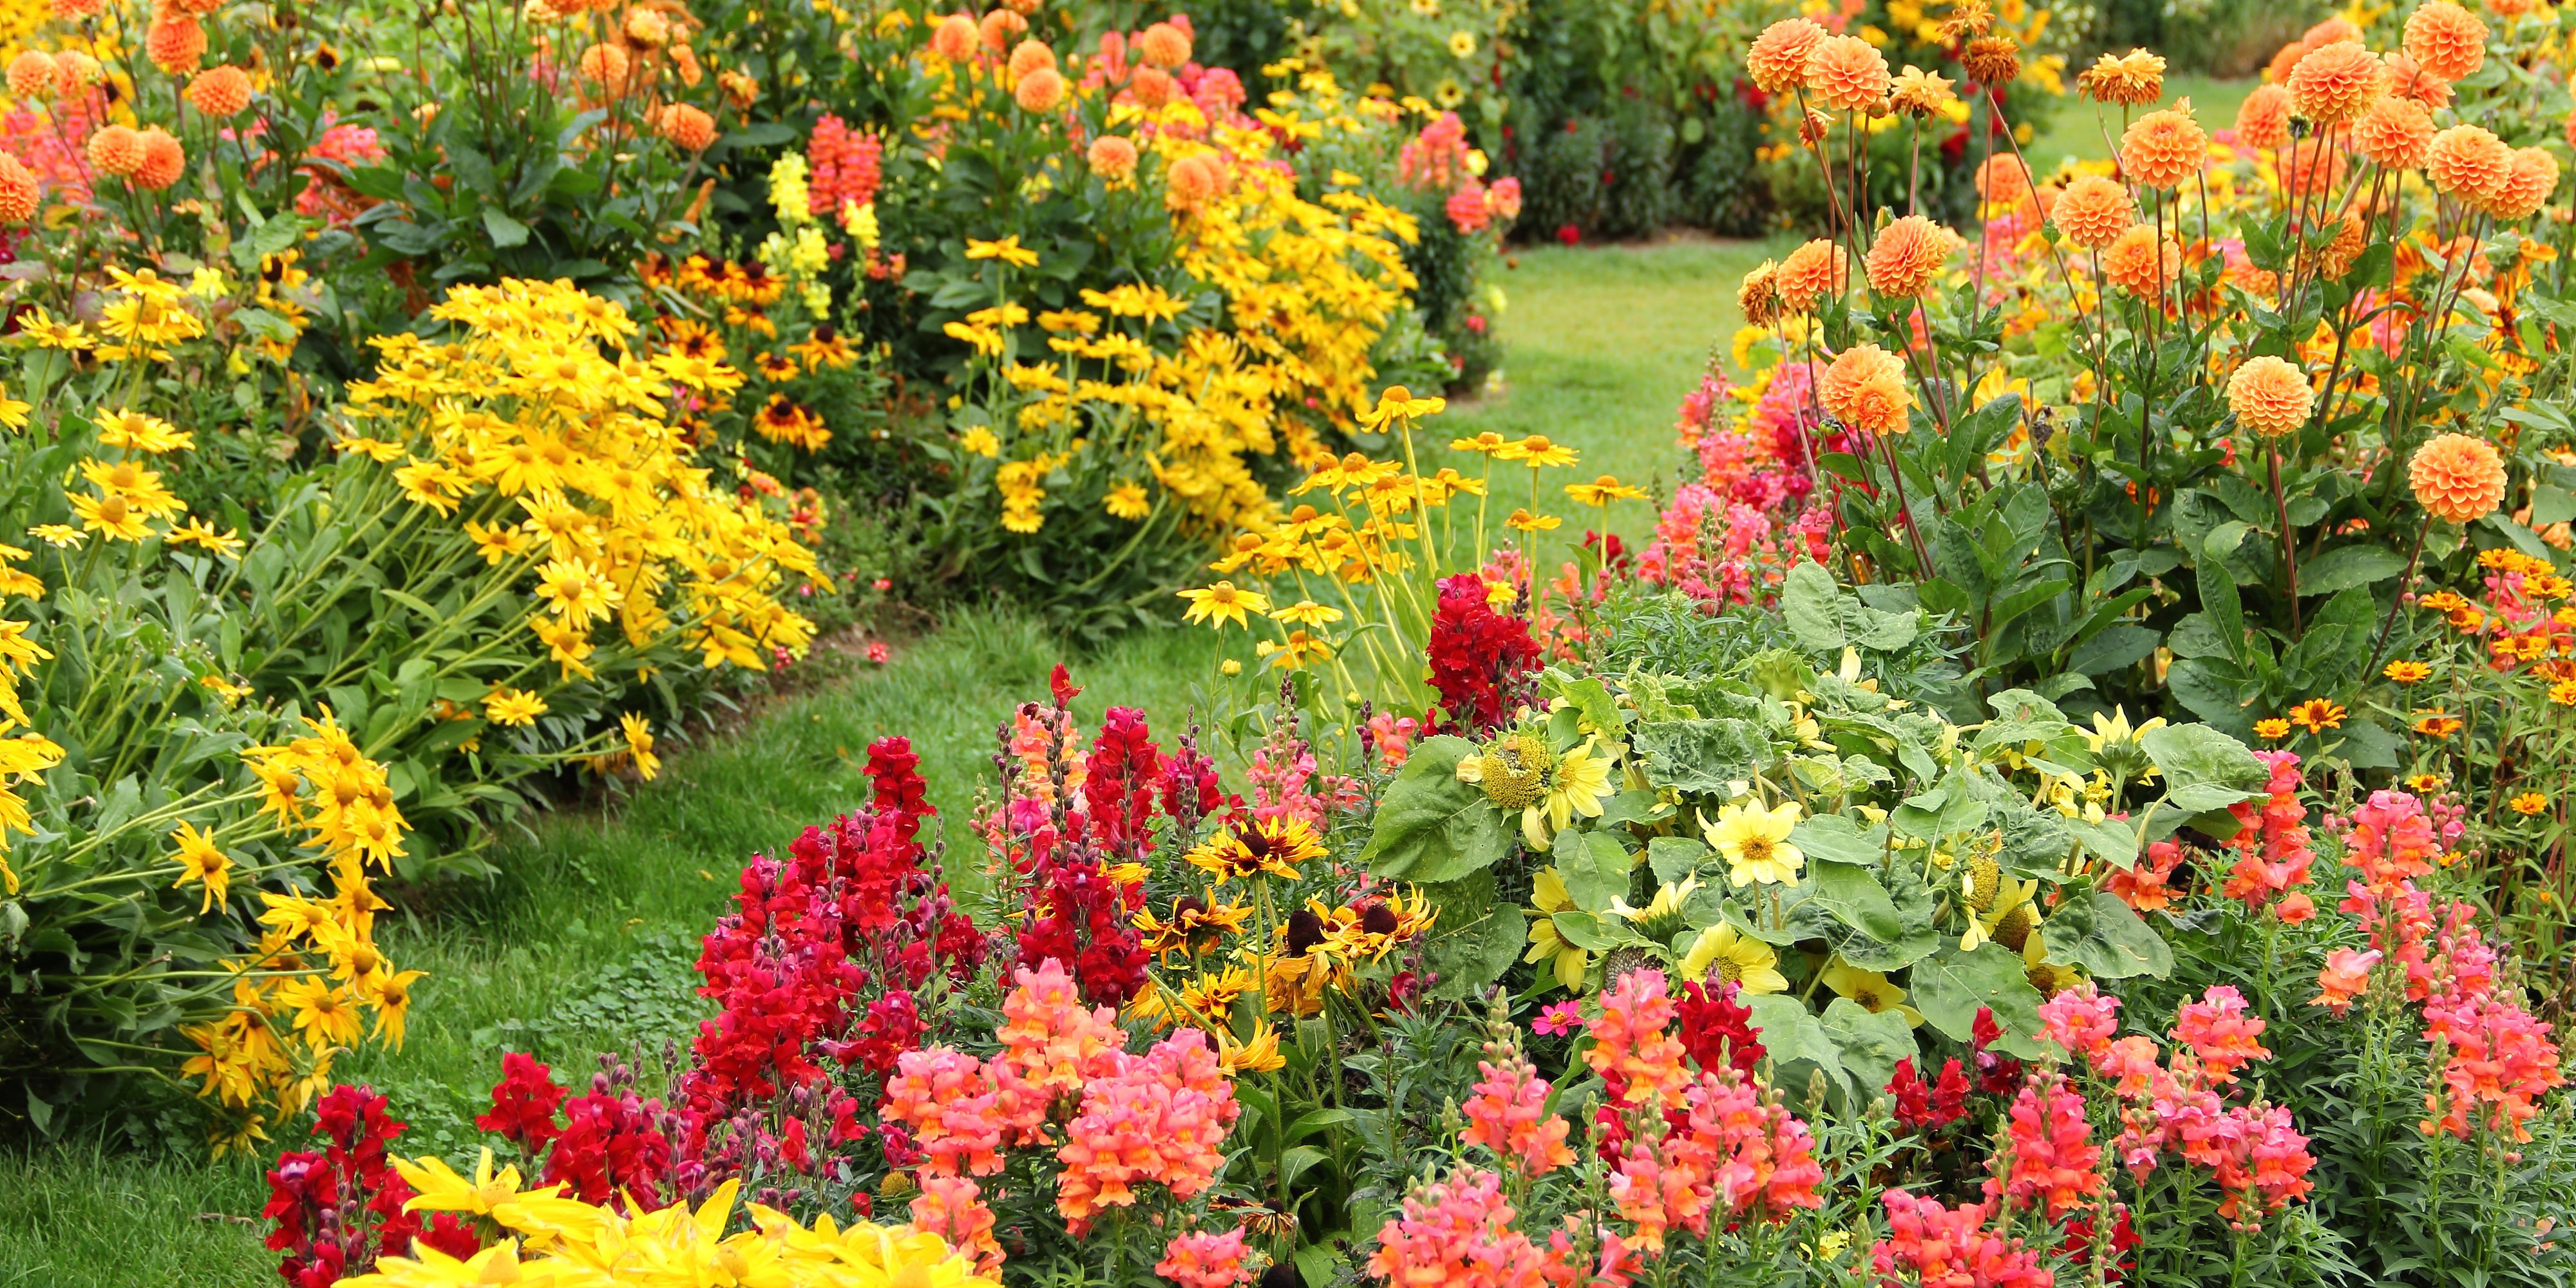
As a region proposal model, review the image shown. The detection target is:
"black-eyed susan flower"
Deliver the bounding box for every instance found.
[964,234,1040,267]
[1505,507,1561,533]
[1186,815,1325,882]
[2383,659,2432,683]
[2254,717,2291,741]
[1271,599,1343,627]
[1451,431,1508,455]
[167,820,231,913]
[1104,482,1151,521]
[2405,773,2448,792]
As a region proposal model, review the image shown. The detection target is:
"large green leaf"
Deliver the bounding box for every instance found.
[1421,871,1528,998]
[1743,993,1848,1101]
[1807,860,1906,943]
[1783,561,1846,651]
[1790,814,1888,866]
[2045,889,2175,980]
[1909,944,2047,1058]
[1820,997,1920,1099]
[1555,828,1636,913]
[1633,719,1770,795]
[2299,544,2409,595]
[1360,736,1511,882]
[2140,723,2266,813]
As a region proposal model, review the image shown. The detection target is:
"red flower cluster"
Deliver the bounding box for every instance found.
[476,1052,567,1155]
[1426,572,1540,733]
[549,1057,683,1206]
[1886,1056,1971,1130]
[263,1086,475,1288]
[1672,978,1765,1077]
[1083,706,1164,861]
[1000,684,1153,1007]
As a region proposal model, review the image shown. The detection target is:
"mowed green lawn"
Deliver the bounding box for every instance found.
[0,238,1759,1285]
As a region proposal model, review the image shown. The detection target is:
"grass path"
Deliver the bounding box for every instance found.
[0,240,1760,1287]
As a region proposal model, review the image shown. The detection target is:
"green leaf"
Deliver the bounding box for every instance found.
[1808,860,1905,942]
[1361,737,1511,882]
[480,207,530,249]
[1783,561,1845,650]
[2047,890,2175,980]
[1743,993,1848,1100]
[1820,997,1920,1100]
[2141,723,2265,802]
[1909,944,2046,1058]
[1421,871,1527,998]
[1281,1145,1327,1186]
[1790,814,1887,866]
[1556,829,1635,913]
[2061,815,2140,869]
[1542,668,1624,739]
[2300,545,2410,595]
[2067,623,2160,676]
[1633,719,1769,795]
[1648,835,1709,884]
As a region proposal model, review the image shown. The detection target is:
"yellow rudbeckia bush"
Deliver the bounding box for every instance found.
[0,266,833,1142]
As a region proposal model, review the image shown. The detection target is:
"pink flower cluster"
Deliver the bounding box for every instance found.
[1367,1167,1551,1288]
[1158,1228,1256,1288]
[2328,786,2564,1143]
[1607,1063,1824,1248]
[2220,751,2316,921]
[1634,359,1839,608]
[1870,1189,2054,1288]
[1462,1057,1576,1180]
[2029,983,2313,1228]
[1053,1027,1240,1229]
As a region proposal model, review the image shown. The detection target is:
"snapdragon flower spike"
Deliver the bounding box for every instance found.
[2172,985,2270,1085]
[1425,571,1540,734]
[2221,750,2315,918]
[1989,1068,2105,1218]
[1886,1056,1969,1131]
[1674,978,1765,1077]
[477,1051,567,1155]
[1461,1056,1575,1180]
[1869,1189,2052,1288]
[1054,1028,1241,1231]
[545,1056,680,1207]
[1082,705,1166,860]
[1365,1166,1550,1288]
[1159,722,1226,837]
[263,1084,474,1288]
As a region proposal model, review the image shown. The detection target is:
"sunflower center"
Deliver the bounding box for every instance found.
[1477,734,1553,812]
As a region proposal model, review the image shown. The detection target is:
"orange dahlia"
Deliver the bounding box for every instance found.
[132,128,184,191]
[1130,66,1175,108]
[979,10,1027,52]
[1866,214,1955,299]
[2282,142,2347,200]
[2101,224,2181,296]
[1014,66,1065,113]
[2120,107,2207,189]
[1822,344,1911,437]
[1804,35,1889,114]
[1088,135,1139,182]
[2288,41,2384,126]
[2488,147,2559,222]
[1136,21,1191,68]
[1008,38,1055,80]
[2304,15,2362,45]
[2353,95,2434,169]
[931,12,978,61]
[2425,124,2513,202]
[2051,174,2133,251]
[5,51,56,99]
[1975,153,2032,209]
[2486,0,2530,17]
[1747,19,1826,93]
[2381,52,2453,108]
[1164,153,1229,211]
[186,64,253,118]
[2264,41,2306,87]
[656,103,717,151]
[2227,355,2315,437]
[2078,48,2164,106]
[2237,84,2293,150]
[0,154,37,224]
[144,17,204,74]
[1775,238,1852,312]
[1962,35,2022,86]
[2410,433,2508,524]
[2403,0,2486,81]
[578,42,631,94]
[85,124,144,178]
